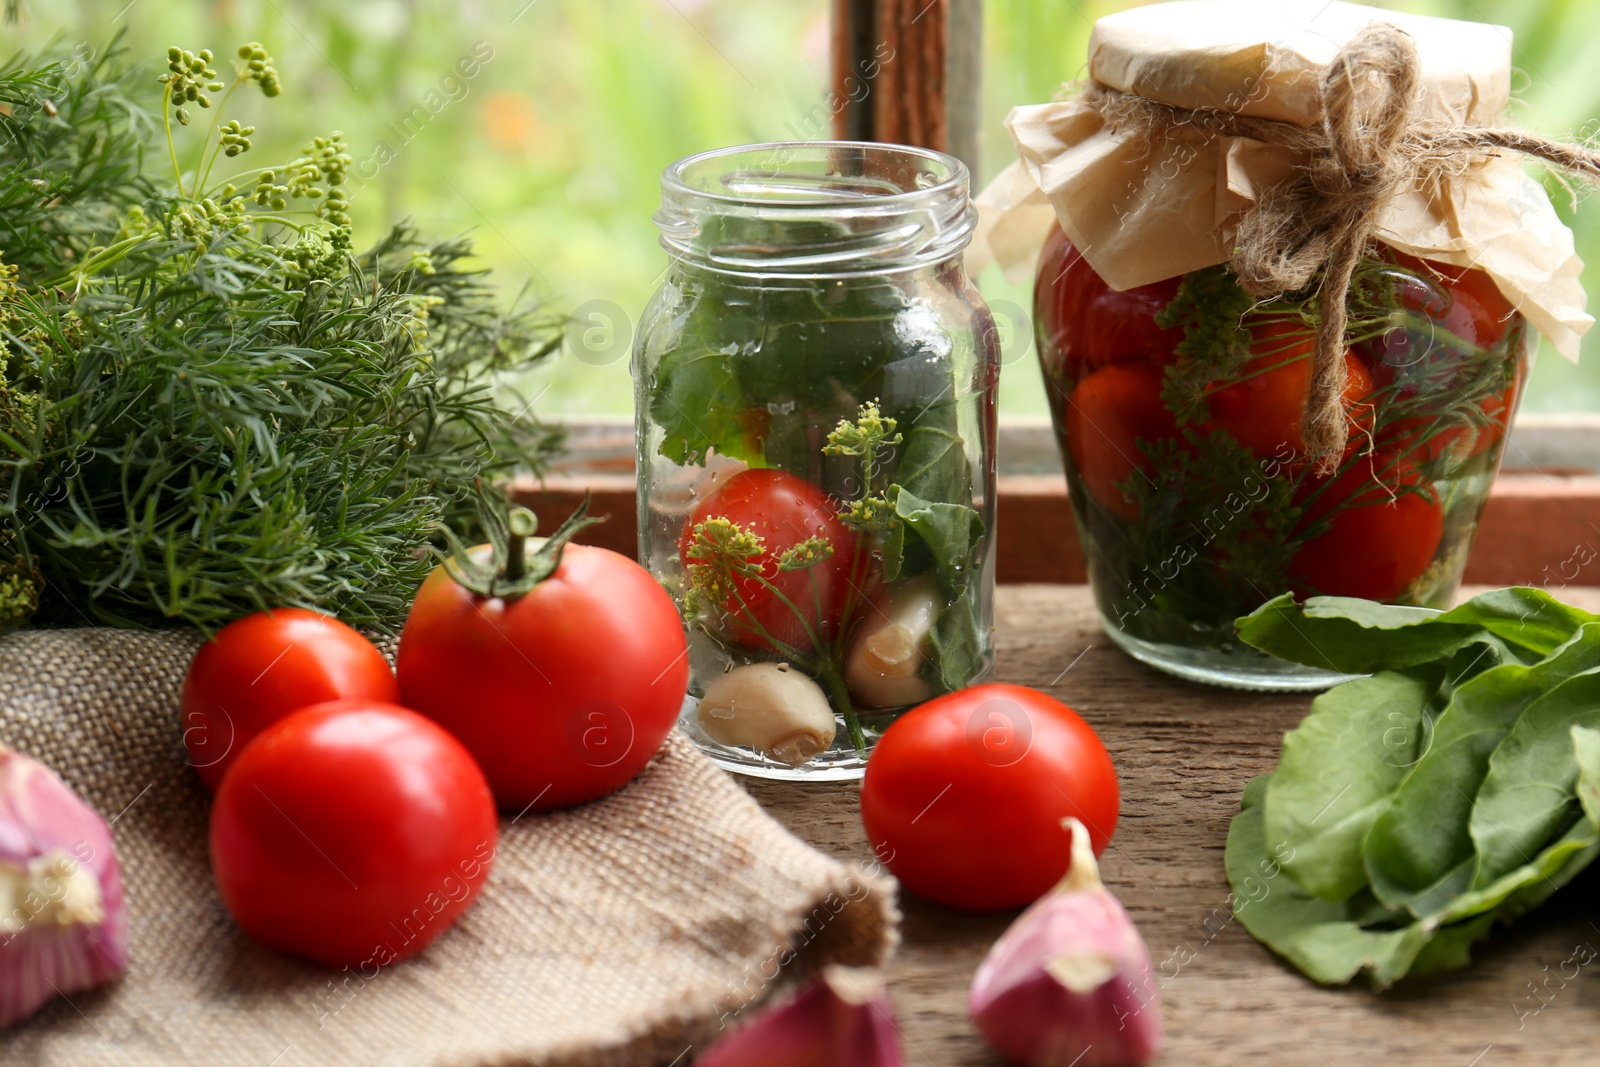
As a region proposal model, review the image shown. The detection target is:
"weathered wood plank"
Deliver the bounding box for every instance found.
[738,585,1600,1066]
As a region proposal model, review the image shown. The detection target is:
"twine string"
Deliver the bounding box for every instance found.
[1082,23,1600,467]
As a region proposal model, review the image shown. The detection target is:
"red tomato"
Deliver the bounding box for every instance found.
[1203,322,1376,457]
[1379,361,1524,468]
[1384,249,1516,351]
[860,684,1119,913]
[181,608,398,791]
[1064,362,1179,522]
[209,700,497,968]
[679,468,864,653]
[1361,249,1524,469]
[1289,456,1444,601]
[397,543,688,812]
[1034,226,1184,381]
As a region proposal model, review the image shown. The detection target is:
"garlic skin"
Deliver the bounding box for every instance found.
[698,662,837,766]
[969,818,1162,1067]
[698,965,904,1067]
[844,576,939,709]
[0,747,129,1029]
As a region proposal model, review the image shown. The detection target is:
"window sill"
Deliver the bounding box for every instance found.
[516,416,1600,586]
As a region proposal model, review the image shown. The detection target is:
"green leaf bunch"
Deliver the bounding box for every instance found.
[1226,589,1600,986]
[0,41,562,633]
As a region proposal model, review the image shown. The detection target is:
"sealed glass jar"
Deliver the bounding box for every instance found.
[976,1,1589,690]
[634,142,998,779]
[1035,226,1529,688]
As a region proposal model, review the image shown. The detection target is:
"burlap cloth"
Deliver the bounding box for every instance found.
[0,628,898,1066]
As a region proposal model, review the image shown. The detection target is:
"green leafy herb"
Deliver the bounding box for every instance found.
[1234,587,1591,674]
[1153,265,1263,427]
[1259,665,1446,902]
[0,41,562,634]
[1363,626,1600,915]
[1227,590,1600,986]
[642,274,917,469]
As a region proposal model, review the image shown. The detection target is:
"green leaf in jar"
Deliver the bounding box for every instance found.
[891,397,972,504]
[642,279,761,467]
[1154,264,1265,427]
[884,485,987,691]
[930,584,985,691]
[647,272,969,474]
[886,485,983,597]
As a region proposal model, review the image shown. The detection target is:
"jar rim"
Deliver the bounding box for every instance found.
[655,141,977,276]
[661,141,969,208]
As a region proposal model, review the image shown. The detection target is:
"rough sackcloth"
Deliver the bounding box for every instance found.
[0,628,897,1066]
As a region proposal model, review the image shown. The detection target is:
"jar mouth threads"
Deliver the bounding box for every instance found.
[655,141,977,277]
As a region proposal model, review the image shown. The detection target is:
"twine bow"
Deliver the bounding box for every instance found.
[1082,22,1600,468]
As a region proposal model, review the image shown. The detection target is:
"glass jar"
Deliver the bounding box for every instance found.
[1035,225,1529,690]
[634,142,999,780]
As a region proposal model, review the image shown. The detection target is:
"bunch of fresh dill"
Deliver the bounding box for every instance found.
[0,40,563,633]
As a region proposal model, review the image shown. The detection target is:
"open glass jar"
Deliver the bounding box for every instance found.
[1035,226,1529,689]
[634,142,999,779]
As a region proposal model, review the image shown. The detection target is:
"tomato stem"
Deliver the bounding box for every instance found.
[504,508,536,582]
[443,492,603,599]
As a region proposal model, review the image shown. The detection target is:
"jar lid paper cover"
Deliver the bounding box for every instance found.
[970,0,1590,360]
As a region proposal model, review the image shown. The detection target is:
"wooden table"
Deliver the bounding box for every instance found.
[743,585,1600,1067]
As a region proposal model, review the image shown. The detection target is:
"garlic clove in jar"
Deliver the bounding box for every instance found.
[696,965,904,1067]
[845,575,940,709]
[698,662,837,766]
[969,818,1163,1067]
[0,746,129,1030]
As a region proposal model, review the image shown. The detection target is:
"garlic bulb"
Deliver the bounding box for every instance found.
[698,662,837,766]
[697,965,904,1067]
[969,818,1162,1067]
[844,576,939,709]
[0,746,129,1029]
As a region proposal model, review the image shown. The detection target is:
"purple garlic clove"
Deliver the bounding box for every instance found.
[697,965,904,1067]
[0,746,129,1029]
[969,818,1162,1067]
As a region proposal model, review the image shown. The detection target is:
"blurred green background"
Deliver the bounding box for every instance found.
[6,0,1600,418]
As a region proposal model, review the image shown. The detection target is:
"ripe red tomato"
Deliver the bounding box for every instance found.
[1361,250,1524,469]
[181,608,398,791]
[209,700,497,968]
[1034,226,1183,381]
[1383,249,1516,351]
[1203,322,1375,457]
[860,684,1119,913]
[679,467,864,652]
[1289,455,1444,601]
[1379,361,1524,468]
[397,542,688,812]
[1064,362,1178,522]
